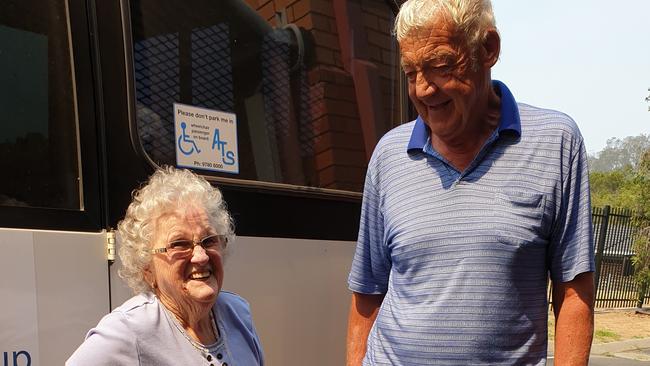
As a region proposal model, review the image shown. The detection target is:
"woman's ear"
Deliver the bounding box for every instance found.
[144,265,156,289]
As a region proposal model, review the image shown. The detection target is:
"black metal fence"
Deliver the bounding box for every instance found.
[592,206,647,308]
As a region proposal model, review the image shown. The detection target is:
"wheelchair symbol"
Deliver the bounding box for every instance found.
[178,122,201,156]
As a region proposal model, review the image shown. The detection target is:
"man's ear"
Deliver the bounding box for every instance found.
[482,28,501,68]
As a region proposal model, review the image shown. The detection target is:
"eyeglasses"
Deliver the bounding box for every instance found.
[150,234,228,258]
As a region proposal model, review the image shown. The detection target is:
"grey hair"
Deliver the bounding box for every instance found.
[117,167,234,294]
[395,0,496,56]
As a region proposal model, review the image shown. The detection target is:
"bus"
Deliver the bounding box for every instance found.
[0,0,408,364]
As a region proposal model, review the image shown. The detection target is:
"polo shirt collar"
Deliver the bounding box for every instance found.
[406,80,521,152]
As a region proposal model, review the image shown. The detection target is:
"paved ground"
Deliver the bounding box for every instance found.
[548,356,650,365]
[548,337,650,364]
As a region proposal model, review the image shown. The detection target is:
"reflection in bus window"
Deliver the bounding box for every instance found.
[0,1,81,209]
[130,0,402,193]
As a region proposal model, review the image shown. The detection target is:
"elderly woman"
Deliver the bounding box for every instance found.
[67,167,264,365]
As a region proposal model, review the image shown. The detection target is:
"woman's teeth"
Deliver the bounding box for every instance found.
[190,271,211,280]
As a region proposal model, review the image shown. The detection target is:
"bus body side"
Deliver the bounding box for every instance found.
[0,0,405,364]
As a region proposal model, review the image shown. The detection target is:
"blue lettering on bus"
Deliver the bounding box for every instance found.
[211,129,235,166]
[2,351,31,366]
[223,151,235,165]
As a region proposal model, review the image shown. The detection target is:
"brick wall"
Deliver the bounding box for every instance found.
[245,0,400,192]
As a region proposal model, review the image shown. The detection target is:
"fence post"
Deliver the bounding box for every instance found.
[637,282,648,309]
[594,205,610,297]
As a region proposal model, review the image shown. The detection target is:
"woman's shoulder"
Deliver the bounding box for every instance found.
[110,292,157,317]
[66,294,155,365]
[216,291,251,313]
[215,291,258,330]
[113,292,157,313]
[101,292,162,334]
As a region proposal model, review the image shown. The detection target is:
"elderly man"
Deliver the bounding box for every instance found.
[346,0,594,365]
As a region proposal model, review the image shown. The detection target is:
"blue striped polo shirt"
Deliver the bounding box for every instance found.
[348,81,594,365]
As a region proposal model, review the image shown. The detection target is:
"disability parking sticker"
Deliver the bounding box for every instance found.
[174,103,239,174]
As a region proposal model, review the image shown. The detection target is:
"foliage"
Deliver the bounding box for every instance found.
[589,167,635,208]
[633,228,650,285]
[631,94,650,305]
[594,329,621,342]
[629,150,650,306]
[588,134,650,172]
[589,149,650,212]
[591,147,650,306]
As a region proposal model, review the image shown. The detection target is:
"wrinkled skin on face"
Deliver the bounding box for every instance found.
[400,17,501,170]
[146,204,224,342]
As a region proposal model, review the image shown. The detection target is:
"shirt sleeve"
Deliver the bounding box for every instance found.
[66,311,139,365]
[347,160,392,294]
[548,137,595,283]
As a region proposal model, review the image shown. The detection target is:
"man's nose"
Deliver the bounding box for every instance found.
[415,72,437,99]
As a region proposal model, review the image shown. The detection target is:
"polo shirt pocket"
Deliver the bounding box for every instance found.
[492,190,546,247]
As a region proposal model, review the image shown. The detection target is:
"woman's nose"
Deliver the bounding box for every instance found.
[190,244,209,263]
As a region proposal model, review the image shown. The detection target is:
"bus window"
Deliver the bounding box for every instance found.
[0,0,82,210]
[127,0,403,193]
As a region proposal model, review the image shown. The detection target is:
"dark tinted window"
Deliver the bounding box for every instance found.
[129,0,403,193]
[0,1,81,209]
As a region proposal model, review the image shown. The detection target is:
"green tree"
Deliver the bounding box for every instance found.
[631,149,650,307]
[589,134,650,172]
[589,148,650,307]
[589,167,634,208]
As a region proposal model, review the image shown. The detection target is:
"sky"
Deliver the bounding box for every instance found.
[490,0,650,155]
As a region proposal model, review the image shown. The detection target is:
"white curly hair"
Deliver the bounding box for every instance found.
[117,167,234,294]
[394,0,496,64]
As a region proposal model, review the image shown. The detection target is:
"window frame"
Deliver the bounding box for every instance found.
[0,0,103,232]
[120,0,365,201]
[94,0,414,241]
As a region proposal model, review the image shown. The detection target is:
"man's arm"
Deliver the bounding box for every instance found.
[346,292,385,366]
[552,271,595,366]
